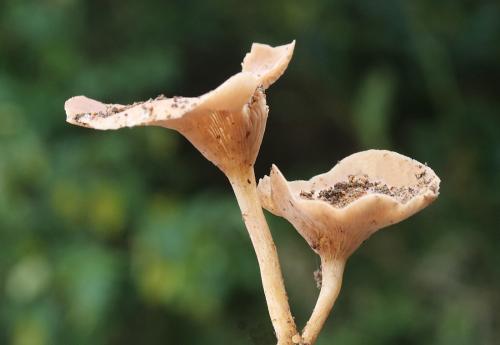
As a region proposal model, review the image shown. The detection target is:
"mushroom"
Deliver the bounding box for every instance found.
[257,149,440,344]
[65,42,298,344]
[65,41,295,178]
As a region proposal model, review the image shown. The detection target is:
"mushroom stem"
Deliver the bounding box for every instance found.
[301,254,345,345]
[229,167,297,345]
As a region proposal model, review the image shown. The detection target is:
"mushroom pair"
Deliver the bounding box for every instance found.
[65,42,440,345]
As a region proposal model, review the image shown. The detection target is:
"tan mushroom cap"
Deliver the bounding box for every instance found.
[65,41,295,130]
[258,150,440,258]
[65,41,295,175]
[65,72,261,130]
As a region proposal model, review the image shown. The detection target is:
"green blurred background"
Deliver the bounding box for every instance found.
[1,0,499,344]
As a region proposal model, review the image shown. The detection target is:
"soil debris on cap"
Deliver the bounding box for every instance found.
[78,97,168,119]
[299,171,434,208]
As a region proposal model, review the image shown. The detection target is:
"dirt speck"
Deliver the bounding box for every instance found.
[313,268,322,289]
[299,190,315,199]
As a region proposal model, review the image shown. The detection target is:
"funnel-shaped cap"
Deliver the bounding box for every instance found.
[258,150,440,258]
[65,41,295,175]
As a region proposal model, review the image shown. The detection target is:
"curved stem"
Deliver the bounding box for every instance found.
[229,167,297,345]
[301,256,345,345]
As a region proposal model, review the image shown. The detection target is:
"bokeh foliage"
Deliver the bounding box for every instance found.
[1,0,499,344]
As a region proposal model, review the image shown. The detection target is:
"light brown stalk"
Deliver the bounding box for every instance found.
[229,167,297,345]
[301,255,345,345]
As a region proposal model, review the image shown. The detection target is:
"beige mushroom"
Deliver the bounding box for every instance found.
[258,149,440,344]
[65,41,295,177]
[65,41,298,344]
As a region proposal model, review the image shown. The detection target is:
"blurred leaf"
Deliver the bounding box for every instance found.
[12,317,48,345]
[5,256,52,304]
[352,68,396,148]
[56,244,123,335]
